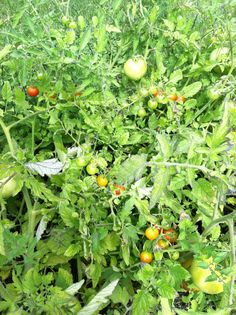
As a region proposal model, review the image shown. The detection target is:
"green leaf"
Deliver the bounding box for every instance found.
[111,285,130,306]
[64,244,80,257]
[89,263,102,288]
[79,29,92,51]
[168,69,183,84]
[55,268,73,289]
[157,279,175,298]
[14,87,30,112]
[181,82,202,98]
[121,244,130,266]
[1,81,12,102]
[0,223,5,256]
[0,45,12,61]
[156,133,172,159]
[136,264,155,285]
[132,290,156,315]
[77,279,119,315]
[150,168,170,209]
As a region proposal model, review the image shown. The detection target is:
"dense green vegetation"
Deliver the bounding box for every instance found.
[0,0,235,314]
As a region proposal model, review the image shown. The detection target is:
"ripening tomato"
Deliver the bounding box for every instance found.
[149,85,158,96]
[69,21,77,29]
[124,57,147,81]
[157,239,169,249]
[190,257,230,294]
[137,108,147,118]
[139,88,149,97]
[140,251,153,263]
[27,86,39,97]
[96,175,108,187]
[114,189,121,196]
[75,91,82,97]
[145,227,159,240]
[163,228,178,243]
[86,163,98,175]
[177,96,185,103]
[0,177,17,199]
[114,184,125,191]
[148,98,158,110]
[168,94,178,101]
[76,156,88,167]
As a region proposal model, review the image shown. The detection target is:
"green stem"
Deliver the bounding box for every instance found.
[148,161,209,173]
[228,219,235,305]
[0,119,15,157]
[202,212,236,237]
[22,186,35,238]
[160,297,173,315]
[8,111,44,130]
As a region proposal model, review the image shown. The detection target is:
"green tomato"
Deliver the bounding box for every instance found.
[76,156,88,167]
[139,88,149,98]
[207,88,220,100]
[78,16,85,29]
[137,108,147,118]
[69,21,77,29]
[148,98,158,110]
[0,177,17,199]
[124,57,147,81]
[171,251,180,260]
[37,72,44,80]
[190,257,230,294]
[157,95,168,104]
[86,163,98,175]
[62,16,70,25]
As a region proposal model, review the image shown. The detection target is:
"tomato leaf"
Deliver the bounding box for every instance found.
[150,167,170,209]
[132,290,156,315]
[168,69,183,84]
[181,81,202,98]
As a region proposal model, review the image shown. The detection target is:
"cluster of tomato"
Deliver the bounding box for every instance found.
[140,226,178,263]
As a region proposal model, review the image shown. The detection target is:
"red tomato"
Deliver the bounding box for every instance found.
[114,189,121,196]
[140,251,153,263]
[163,228,178,243]
[27,86,39,97]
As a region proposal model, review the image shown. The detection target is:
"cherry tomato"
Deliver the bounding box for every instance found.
[140,251,153,263]
[27,86,39,97]
[114,189,121,196]
[149,85,158,96]
[157,239,169,249]
[96,175,108,187]
[75,91,82,97]
[0,177,17,199]
[163,228,178,244]
[62,16,70,25]
[137,108,147,118]
[86,163,98,175]
[190,257,230,294]
[124,57,147,81]
[37,72,44,80]
[168,94,178,101]
[171,251,180,260]
[139,88,149,97]
[76,156,88,167]
[69,21,77,29]
[145,227,159,240]
[157,95,168,104]
[177,96,185,103]
[148,98,158,110]
[114,184,125,191]
[207,88,220,100]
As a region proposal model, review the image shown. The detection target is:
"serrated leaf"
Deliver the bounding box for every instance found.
[111,285,130,306]
[181,82,202,98]
[89,263,102,288]
[156,134,172,159]
[0,45,12,60]
[150,168,170,209]
[113,154,147,184]
[65,280,85,295]
[77,279,119,315]
[79,29,92,51]
[25,158,64,177]
[157,279,175,299]
[132,290,156,315]
[168,69,183,84]
[1,81,12,102]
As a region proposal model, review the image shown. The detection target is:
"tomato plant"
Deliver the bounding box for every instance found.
[27,86,39,97]
[124,57,147,80]
[140,251,153,263]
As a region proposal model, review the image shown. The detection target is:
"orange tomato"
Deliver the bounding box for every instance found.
[27,86,39,97]
[157,239,169,249]
[140,251,153,263]
[163,228,178,244]
[177,96,185,103]
[168,94,178,101]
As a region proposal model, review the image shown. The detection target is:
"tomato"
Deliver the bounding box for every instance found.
[114,184,125,191]
[148,98,158,110]
[145,227,159,240]
[139,88,149,97]
[27,86,39,97]
[37,72,44,80]
[152,91,158,97]
[163,228,178,244]
[168,94,178,101]
[140,251,153,263]
[76,156,88,167]
[190,257,230,294]
[78,16,86,29]
[171,251,180,260]
[207,88,220,100]
[157,95,168,104]
[96,175,108,187]
[62,16,70,25]
[75,91,82,97]
[0,177,17,199]
[137,108,147,118]
[149,85,158,96]
[69,21,77,29]
[114,189,121,196]
[124,57,147,81]
[86,163,98,175]
[157,239,169,249]
[177,96,185,103]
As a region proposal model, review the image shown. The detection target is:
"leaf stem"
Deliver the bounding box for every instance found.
[22,186,35,238]
[202,212,236,237]
[0,119,15,157]
[8,111,45,130]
